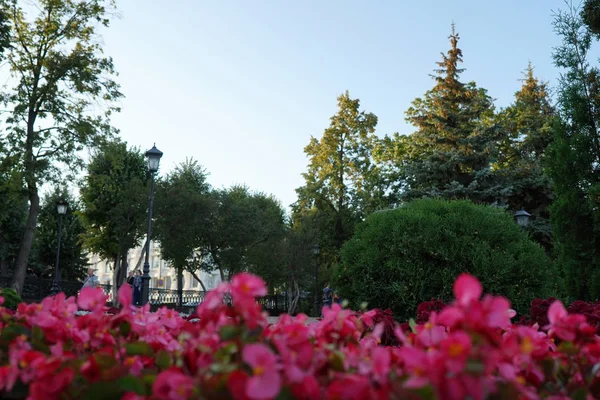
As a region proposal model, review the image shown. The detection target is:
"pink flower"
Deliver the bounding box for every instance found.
[77,287,107,312]
[232,273,267,298]
[454,273,482,306]
[153,369,195,400]
[242,343,281,400]
[118,283,132,309]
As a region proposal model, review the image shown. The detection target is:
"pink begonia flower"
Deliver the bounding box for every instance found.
[77,287,107,312]
[118,282,132,309]
[242,343,281,400]
[371,346,391,382]
[454,273,482,306]
[153,368,195,400]
[232,273,267,298]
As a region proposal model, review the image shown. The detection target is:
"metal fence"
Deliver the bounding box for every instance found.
[0,275,288,314]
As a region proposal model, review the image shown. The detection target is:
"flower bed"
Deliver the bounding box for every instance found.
[0,273,599,399]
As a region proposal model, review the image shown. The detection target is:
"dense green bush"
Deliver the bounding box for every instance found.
[0,288,22,310]
[332,199,558,320]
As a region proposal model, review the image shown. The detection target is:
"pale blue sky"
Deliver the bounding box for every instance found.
[102,0,568,210]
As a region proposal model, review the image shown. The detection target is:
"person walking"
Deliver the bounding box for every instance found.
[133,270,142,306]
[126,271,134,287]
[322,283,333,308]
[81,267,99,290]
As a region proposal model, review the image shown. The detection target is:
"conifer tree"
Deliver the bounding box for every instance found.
[548,5,600,300]
[400,26,498,203]
[495,65,555,252]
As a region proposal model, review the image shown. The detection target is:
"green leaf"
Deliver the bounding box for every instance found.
[124,342,154,356]
[155,350,172,369]
[219,325,241,341]
[408,318,418,333]
[81,381,123,400]
[210,363,237,374]
[119,322,131,337]
[0,323,30,342]
[118,376,147,395]
[328,351,345,372]
[466,360,484,373]
[572,387,588,400]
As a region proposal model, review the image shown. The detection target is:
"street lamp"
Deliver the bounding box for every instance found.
[49,199,68,296]
[141,144,163,306]
[312,244,320,318]
[514,210,531,227]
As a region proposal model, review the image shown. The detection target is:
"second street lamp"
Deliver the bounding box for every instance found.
[49,199,68,296]
[141,144,163,306]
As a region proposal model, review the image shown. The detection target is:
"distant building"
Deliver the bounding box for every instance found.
[88,241,220,291]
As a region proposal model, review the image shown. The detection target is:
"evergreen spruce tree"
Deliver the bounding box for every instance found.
[401,26,498,202]
[495,65,555,252]
[548,5,600,300]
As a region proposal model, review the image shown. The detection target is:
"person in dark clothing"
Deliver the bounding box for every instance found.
[133,270,142,306]
[322,283,333,308]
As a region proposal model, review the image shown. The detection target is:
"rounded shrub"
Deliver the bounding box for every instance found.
[0,288,22,310]
[332,199,558,320]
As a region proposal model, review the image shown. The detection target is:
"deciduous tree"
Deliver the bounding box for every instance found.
[79,140,147,298]
[2,0,122,294]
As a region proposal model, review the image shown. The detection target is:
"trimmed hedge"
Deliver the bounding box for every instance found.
[333,199,558,320]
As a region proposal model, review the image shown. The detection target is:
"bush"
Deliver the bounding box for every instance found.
[333,199,558,320]
[0,288,22,310]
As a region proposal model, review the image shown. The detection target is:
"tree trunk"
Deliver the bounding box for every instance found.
[111,254,121,306]
[189,270,207,293]
[11,189,40,295]
[133,238,148,272]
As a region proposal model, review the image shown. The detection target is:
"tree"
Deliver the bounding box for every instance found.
[2,0,122,294]
[292,91,380,280]
[547,4,600,300]
[79,140,147,298]
[30,187,87,281]
[333,199,557,320]
[0,167,27,277]
[398,26,498,203]
[202,186,286,284]
[493,65,555,252]
[153,159,212,301]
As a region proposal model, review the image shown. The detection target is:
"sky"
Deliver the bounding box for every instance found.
[97,0,569,210]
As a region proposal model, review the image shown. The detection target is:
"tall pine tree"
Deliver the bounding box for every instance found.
[548,4,600,300]
[495,64,555,252]
[400,26,498,202]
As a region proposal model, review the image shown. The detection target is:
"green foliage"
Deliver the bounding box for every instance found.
[333,199,557,320]
[80,139,148,260]
[0,166,27,276]
[29,187,88,281]
[154,159,212,287]
[293,91,382,282]
[1,0,122,293]
[204,186,286,284]
[548,4,600,300]
[493,64,555,252]
[0,288,22,310]
[397,26,499,203]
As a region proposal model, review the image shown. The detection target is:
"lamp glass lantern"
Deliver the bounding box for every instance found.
[56,199,68,215]
[312,244,320,256]
[145,144,164,173]
[514,210,531,227]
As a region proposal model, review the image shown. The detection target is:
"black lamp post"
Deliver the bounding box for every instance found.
[49,199,68,296]
[312,244,320,318]
[514,210,531,228]
[141,144,163,306]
